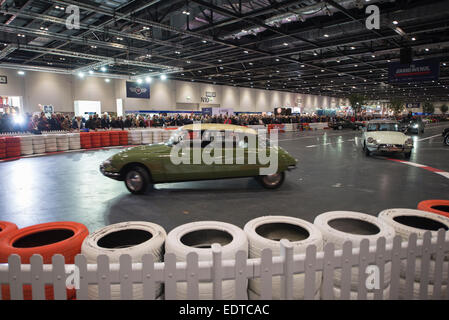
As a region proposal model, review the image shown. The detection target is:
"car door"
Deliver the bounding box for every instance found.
[161,130,220,182]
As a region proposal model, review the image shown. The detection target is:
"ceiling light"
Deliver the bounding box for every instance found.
[243,50,249,54]
[101,67,107,72]
[17,71,25,76]
[160,74,167,80]
[78,72,85,78]
[105,79,110,83]
[186,60,191,64]
[425,48,429,52]
[324,34,329,38]
[88,70,94,75]
[145,77,152,83]
[137,79,143,84]
[392,20,398,25]
[350,46,355,50]
[202,40,207,43]
[411,37,416,41]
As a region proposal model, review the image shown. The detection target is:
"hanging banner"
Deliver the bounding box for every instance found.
[126,81,150,99]
[406,103,421,109]
[388,58,440,84]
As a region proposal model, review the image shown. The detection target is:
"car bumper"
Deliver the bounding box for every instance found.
[367,145,413,153]
[100,164,122,180]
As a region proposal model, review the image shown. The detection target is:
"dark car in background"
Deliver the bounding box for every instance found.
[444,127,449,146]
[402,118,425,134]
[329,120,357,130]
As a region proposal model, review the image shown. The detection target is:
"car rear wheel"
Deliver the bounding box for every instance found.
[124,166,150,195]
[257,172,285,189]
[444,134,449,146]
[338,125,343,130]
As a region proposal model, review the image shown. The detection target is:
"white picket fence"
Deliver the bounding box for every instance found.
[0,230,448,300]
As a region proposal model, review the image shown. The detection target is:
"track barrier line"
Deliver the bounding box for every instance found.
[387,158,449,180]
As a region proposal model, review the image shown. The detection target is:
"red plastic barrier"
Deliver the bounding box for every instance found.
[90,132,102,148]
[0,222,89,300]
[5,137,21,158]
[119,131,129,146]
[80,132,92,149]
[100,131,111,147]
[110,131,120,146]
[0,138,5,159]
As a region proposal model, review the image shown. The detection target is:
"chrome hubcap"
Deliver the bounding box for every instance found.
[126,171,143,191]
[263,173,282,186]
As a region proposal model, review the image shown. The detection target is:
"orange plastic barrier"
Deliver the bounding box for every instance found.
[5,137,21,158]
[0,222,89,300]
[0,221,18,239]
[0,137,5,159]
[119,131,129,146]
[80,132,92,149]
[100,131,111,147]
[90,132,102,148]
[418,200,449,218]
[110,131,121,146]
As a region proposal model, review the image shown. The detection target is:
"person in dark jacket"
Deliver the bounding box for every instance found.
[85,115,96,130]
[101,114,110,129]
[48,114,60,131]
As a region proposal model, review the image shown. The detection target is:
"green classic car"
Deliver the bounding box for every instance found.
[100,124,298,194]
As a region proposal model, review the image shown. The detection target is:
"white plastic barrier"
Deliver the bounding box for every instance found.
[309,123,330,130]
[162,130,172,143]
[152,129,162,143]
[44,135,57,152]
[128,130,142,145]
[32,135,46,154]
[56,134,69,151]
[68,133,81,150]
[141,130,153,144]
[19,136,34,155]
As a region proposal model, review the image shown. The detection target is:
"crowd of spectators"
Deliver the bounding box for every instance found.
[0,111,447,134]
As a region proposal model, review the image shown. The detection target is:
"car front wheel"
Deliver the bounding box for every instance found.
[124,166,150,195]
[444,134,449,146]
[257,172,285,189]
[363,142,371,156]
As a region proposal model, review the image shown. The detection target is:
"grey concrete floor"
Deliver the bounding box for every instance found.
[0,124,448,233]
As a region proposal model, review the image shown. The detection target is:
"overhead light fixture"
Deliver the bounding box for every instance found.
[17,71,25,75]
[101,67,107,72]
[392,20,399,25]
[88,70,94,75]
[425,48,429,52]
[411,37,416,41]
[283,43,288,46]
[186,60,191,64]
[145,77,152,83]
[78,72,85,78]
[243,50,249,54]
[137,79,143,84]
[160,74,167,80]
[324,34,329,38]
[202,40,207,43]
[105,79,110,83]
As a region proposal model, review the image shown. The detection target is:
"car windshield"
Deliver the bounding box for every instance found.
[367,123,400,132]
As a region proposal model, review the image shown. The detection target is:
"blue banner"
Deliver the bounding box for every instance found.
[388,58,440,84]
[126,81,150,99]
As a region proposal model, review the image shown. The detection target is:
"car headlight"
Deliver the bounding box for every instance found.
[413,124,419,128]
[367,137,377,144]
[102,159,112,167]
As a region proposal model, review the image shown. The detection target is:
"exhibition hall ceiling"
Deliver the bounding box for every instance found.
[0,0,448,101]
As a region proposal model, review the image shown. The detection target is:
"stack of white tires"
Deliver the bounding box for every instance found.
[165,221,248,300]
[314,211,395,300]
[141,130,153,145]
[244,216,323,300]
[162,130,172,143]
[44,135,57,152]
[152,129,162,143]
[32,135,46,154]
[378,209,449,299]
[68,133,81,150]
[56,134,69,151]
[81,221,167,300]
[19,135,34,155]
[129,130,142,145]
